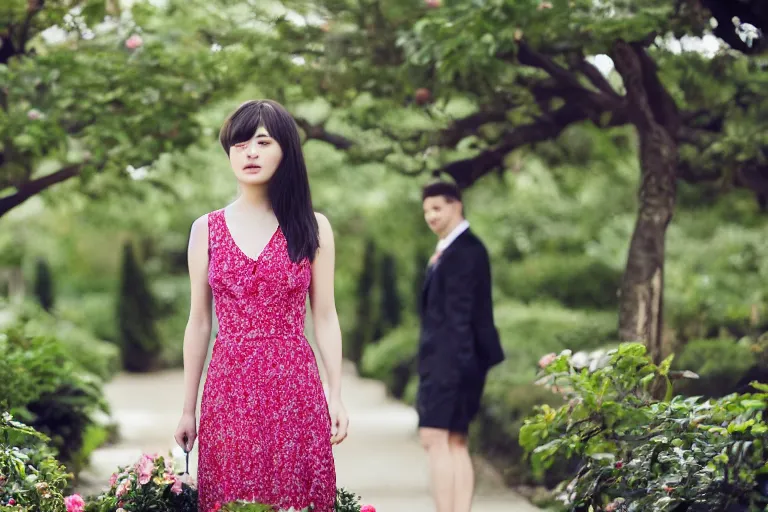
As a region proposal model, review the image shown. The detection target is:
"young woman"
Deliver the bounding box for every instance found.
[173,99,348,512]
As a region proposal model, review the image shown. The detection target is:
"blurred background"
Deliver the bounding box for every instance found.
[2,0,768,510]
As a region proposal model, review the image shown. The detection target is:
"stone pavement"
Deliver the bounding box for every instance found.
[76,365,539,512]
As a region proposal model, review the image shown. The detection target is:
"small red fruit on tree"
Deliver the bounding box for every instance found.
[415,88,432,105]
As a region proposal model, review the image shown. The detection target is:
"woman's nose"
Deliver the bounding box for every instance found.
[246,140,259,156]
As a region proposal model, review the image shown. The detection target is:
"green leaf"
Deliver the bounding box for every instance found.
[740,399,766,410]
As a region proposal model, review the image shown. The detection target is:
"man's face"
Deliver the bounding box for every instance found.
[423,195,462,238]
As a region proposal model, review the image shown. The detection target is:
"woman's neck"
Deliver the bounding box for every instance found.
[236,185,271,213]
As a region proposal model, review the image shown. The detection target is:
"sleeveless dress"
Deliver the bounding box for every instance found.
[197,209,336,512]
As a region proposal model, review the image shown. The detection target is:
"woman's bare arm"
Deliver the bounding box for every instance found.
[309,212,343,402]
[181,214,213,416]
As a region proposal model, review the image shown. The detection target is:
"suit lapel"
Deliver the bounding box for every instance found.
[420,229,472,312]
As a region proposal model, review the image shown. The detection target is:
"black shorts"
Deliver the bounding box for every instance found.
[416,374,486,434]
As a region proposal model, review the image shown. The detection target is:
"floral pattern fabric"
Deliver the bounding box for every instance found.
[197,209,336,512]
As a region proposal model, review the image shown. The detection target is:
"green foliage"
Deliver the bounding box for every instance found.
[0,0,250,217]
[0,412,71,512]
[56,292,118,345]
[492,302,618,386]
[664,221,768,340]
[673,338,761,397]
[14,299,121,381]
[360,319,418,399]
[116,241,162,372]
[33,258,55,312]
[520,343,768,511]
[0,301,110,475]
[472,382,567,487]
[333,487,365,512]
[498,254,622,309]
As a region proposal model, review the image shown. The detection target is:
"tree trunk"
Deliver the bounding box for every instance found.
[618,127,677,364]
[612,41,680,364]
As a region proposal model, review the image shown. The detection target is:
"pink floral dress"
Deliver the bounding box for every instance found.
[196,209,336,512]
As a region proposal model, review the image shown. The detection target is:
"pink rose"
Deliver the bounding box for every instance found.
[109,472,118,486]
[538,352,557,369]
[170,475,183,495]
[116,479,131,497]
[137,455,154,485]
[125,34,143,49]
[361,506,376,512]
[64,494,86,512]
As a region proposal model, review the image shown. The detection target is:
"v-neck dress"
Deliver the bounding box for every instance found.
[196,209,336,512]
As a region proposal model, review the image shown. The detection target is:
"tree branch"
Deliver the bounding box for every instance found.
[377,108,513,147]
[19,2,44,54]
[510,41,584,91]
[611,40,658,131]
[0,164,81,217]
[504,41,623,113]
[632,42,681,134]
[575,57,620,98]
[437,103,619,188]
[295,118,355,150]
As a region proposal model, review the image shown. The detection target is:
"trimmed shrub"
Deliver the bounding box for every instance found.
[33,258,55,312]
[346,239,378,366]
[496,254,621,309]
[116,241,162,372]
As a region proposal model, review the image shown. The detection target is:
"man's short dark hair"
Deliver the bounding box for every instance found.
[422,180,462,203]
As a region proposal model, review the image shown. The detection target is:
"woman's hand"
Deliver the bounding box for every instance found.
[174,412,197,452]
[329,399,349,445]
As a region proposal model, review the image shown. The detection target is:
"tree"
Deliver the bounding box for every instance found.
[116,240,161,372]
[377,252,402,337]
[0,0,249,218]
[221,0,768,364]
[347,238,378,366]
[33,257,54,311]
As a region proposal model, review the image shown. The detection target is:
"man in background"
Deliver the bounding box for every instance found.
[416,180,505,512]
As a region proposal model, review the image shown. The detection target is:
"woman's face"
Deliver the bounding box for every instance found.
[228,125,283,186]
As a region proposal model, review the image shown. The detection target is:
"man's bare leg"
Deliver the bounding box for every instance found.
[449,432,474,512]
[419,427,454,512]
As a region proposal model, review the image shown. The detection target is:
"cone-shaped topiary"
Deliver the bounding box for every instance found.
[116,241,162,372]
[33,258,55,312]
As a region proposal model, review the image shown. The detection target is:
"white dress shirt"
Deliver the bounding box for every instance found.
[437,219,470,253]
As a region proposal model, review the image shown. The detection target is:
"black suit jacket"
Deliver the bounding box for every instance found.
[418,228,505,386]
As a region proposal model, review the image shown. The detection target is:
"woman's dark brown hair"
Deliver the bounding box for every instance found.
[219,100,319,263]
